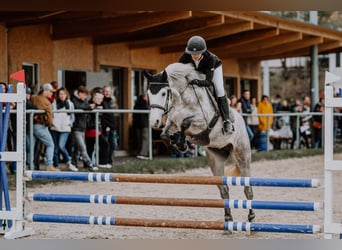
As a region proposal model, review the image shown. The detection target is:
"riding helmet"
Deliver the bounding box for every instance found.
[185,36,207,55]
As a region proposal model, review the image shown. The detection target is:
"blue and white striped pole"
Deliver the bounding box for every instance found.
[223,221,320,234]
[29,193,320,211]
[27,213,321,234]
[25,171,320,188]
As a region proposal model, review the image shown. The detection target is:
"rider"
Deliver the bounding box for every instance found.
[179,35,234,133]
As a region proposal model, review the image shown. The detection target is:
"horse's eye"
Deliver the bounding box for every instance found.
[162,92,166,97]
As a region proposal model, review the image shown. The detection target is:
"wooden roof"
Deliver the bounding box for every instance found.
[1,11,342,60]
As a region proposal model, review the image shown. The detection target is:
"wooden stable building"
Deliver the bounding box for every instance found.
[0,11,342,153]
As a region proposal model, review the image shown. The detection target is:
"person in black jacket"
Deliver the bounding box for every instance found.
[178,35,234,134]
[85,87,110,168]
[133,93,150,160]
[101,85,116,165]
[238,89,254,142]
[70,85,98,171]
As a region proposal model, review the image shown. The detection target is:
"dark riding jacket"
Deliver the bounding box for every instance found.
[179,51,222,81]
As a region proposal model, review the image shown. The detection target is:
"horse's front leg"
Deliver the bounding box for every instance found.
[175,116,195,152]
[206,147,233,222]
[244,186,255,222]
[159,121,184,154]
[217,184,233,222]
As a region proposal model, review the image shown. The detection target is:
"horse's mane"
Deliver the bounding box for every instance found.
[165,63,204,84]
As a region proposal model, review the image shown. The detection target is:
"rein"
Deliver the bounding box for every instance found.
[190,84,219,131]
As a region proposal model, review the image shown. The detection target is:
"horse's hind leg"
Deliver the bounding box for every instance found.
[206,147,233,222]
[234,148,255,222]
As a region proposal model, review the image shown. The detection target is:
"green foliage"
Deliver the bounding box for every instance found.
[111,156,207,174]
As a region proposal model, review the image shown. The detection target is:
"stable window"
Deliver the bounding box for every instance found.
[336,53,341,68]
[22,62,39,93]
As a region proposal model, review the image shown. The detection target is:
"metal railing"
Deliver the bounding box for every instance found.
[19,109,332,169]
[241,111,328,150]
[24,109,151,170]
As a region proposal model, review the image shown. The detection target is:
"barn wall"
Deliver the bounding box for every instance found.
[238,59,261,79]
[95,45,179,71]
[7,24,53,85]
[53,37,94,77]
[0,24,7,83]
[222,58,240,77]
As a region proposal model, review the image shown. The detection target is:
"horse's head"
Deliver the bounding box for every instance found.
[144,70,170,128]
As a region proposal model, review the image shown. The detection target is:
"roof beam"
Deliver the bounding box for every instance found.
[52,11,192,40]
[209,28,279,49]
[159,21,253,54]
[247,48,312,60]
[94,15,224,46]
[243,41,342,60]
[216,32,303,55]
[231,36,324,59]
[128,15,227,49]
[318,41,342,53]
[210,11,342,41]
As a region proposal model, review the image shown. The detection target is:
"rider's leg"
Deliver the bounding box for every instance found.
[217,95,234,133]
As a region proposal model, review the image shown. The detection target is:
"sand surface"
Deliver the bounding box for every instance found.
[6,154,342,239]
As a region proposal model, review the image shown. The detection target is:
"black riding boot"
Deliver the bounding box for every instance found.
[218,96,234,134]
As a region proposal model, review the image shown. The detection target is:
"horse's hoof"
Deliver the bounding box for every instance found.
[224,215,233,222]
[169,144,181,154]
[223,216,233,235]
[223,230,233,235]
[160,134,171,143]
[248,212,256,222]
[176,144,188,153]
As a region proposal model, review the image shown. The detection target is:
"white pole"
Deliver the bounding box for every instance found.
[324,85,334,239]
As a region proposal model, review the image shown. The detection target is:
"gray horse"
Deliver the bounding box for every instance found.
[145,62,255,223]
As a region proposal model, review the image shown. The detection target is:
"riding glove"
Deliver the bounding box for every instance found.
[189,79,212,87]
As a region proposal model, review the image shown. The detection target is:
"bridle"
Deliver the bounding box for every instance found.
[149,86,173,116]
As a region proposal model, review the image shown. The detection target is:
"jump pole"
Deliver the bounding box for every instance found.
[25,171,321,188]
[26,213,321,234]
[29,193,321,211]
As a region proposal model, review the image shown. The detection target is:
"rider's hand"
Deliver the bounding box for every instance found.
[189,79,212,87]
[189,79,199,85]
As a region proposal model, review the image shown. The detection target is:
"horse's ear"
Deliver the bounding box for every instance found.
[162,70,168,82]
[143,70,153,81]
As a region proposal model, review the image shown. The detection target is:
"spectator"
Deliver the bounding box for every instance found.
[85,87,111,168]
[280,99,291,112]
[257,95,274,132]
[25,87,38,170]
[70,85,98,171]
[133,93,150,160]
[300,96,312,148]
[312,97,324,148]
[101,85,116,165]
[230,94,242,113]
[238,89,254,141]
[49,80,59,101]
[247,96,259,149]
[271,94,282,113]
[31,83,58,171]
[50,87,78,171]
[289,99,303,149]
